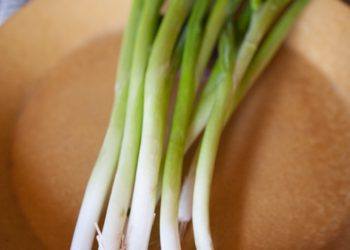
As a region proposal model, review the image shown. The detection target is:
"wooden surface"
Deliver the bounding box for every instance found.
[1,0,350,249]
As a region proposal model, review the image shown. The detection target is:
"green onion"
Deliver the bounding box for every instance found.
[178,148,199,236]
[193,0,308,249]
[250,0,263,10]
[70,1,143,249]
[98,1,163,249]
[196,0,242,80]
[236,2,253,40]
[232,0,291,90]
[229,0,310,119]
[160,1,211,248]
[185,0,292,160]
[179,0,309,235]
[160,1,242,248]
[125,1,193,249]
[71,0,309,248]
[193,22,237,249]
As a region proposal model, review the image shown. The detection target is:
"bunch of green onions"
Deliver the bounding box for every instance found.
[71,0,309,249]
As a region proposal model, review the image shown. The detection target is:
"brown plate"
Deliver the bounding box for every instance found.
[0,0,130,249]
[2,0,350,249]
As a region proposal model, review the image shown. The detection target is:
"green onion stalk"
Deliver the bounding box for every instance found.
[250,0,263,10]
[160,1,243,248]
[193,22,237,249]
[232,0,292,90]
[186,0,292,150]
[125,1,193,249]
[70,0,143,249]
[97,1,163,249]
[228,0,310,120]
[236,2,253,41]
[177,63,227,238]
[191,0,309,248]
[183,2,252,153]
[159,1,211,249]
[195,0,243,81]
[177,1,252,232]
[178,148,199,236]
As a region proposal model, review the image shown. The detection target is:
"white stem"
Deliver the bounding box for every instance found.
[71,0,143,247]
[71,104,123,250]
[98,1,162,249]
[126,96,165,249]
[125,0,193,248]
[178,150,198,224]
